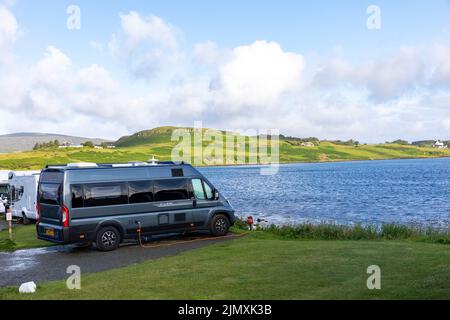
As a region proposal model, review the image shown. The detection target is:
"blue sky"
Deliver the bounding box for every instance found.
[13,0,450,64]
[1,0,450,142]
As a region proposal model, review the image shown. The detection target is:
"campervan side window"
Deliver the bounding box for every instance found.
[203,181,214,200]
[129,181,154,204]
[192,179,206,200]
[84,183,128,207]
[71,185,84,208]
[39,183,60,205]
[154,179,189,202]
[191,179,215,201]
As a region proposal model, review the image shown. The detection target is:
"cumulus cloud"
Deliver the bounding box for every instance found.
[313,47,425,101]
[119,11,178,49]
[109,12,180,79]
[215,41,304,106]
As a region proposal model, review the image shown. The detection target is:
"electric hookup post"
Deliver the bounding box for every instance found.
[6,206,13,240]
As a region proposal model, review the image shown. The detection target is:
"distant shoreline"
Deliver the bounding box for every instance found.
[1,155,450,171]
[194,155,450,169]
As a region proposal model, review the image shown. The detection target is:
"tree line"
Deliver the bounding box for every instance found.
[32,140,107,150]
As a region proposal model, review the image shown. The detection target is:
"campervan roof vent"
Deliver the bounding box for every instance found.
[67,162,98,168]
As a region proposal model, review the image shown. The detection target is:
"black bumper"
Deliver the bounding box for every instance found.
[36,223,70,244]
[37,223,95,244]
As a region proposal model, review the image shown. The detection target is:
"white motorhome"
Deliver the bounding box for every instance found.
[9,171,40,224]
[0,180,9,214]
[0,171,10,214]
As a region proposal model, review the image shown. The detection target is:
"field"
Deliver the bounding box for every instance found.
[0,234,449,300]
[1,127,450,170]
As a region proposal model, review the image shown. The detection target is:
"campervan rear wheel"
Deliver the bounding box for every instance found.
[96,226,120,251]
[210,214,230,237]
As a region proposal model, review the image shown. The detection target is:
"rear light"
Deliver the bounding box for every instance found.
[61,205,69,228]
[36,202,40,224]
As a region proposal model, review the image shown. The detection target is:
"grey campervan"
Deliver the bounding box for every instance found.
[36,162,236,251]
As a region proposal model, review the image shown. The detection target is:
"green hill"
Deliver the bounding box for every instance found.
[115,126,182,148]
[0,126,449,170]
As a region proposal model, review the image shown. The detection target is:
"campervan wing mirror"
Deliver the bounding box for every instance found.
[214,190,220,200]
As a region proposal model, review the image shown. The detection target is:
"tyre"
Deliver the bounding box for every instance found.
[96,226,120,251]
[209,214,230,237]
[22,212,30,225]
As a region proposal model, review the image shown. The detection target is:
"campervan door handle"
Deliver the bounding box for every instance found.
[191,198,197,207]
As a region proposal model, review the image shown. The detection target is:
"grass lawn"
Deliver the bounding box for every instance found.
[0,224,54,252]
[0,234,449,300]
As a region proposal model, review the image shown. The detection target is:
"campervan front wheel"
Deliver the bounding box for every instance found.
[96,226,120,251]
[209,214,230,237]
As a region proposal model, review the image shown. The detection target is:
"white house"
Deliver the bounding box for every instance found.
[433,140,448,149]
[301,142,315,147]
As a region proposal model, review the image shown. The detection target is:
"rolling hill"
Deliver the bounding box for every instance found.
[0,126,449,170]
[0,133,110,153]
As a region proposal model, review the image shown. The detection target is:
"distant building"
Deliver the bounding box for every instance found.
[58,144,83,149]
[433,140,448,149]
[301,142,315,147]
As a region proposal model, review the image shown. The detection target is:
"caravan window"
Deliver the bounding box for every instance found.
[0,185,9,198]
[11,186,24,202]
[71,185,84,208]
[84,183,128,207]
[129,181,153,204]
[39,183,60,205]
[154,179,189,202]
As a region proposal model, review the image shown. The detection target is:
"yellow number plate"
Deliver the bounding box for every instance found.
[45,229,55,237]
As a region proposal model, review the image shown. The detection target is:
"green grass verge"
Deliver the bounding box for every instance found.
[249,223,450,244]
[0,235,449,300]
[0,224,54,252]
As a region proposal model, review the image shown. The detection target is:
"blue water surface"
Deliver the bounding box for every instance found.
[198,158,450,227]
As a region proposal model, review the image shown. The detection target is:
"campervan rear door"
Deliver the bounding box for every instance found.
[38,171,64,225]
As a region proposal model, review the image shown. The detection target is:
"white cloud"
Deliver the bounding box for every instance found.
[358,48,424,101]
[314,47,425,101]
[216,41,304,106]
[108,12,181,79]
[119,11,178,50]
